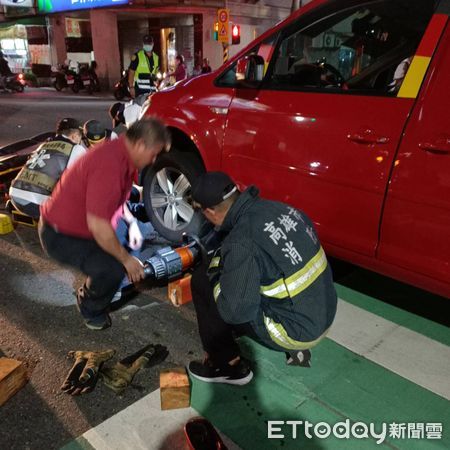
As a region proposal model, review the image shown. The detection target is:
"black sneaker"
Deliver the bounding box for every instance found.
[76,294,111,331]
[286,349,312,367]
[188,358,253,385]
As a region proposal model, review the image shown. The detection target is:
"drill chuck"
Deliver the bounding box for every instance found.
[143,240,200,282]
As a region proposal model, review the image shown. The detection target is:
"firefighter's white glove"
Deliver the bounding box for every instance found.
[128,219,143,251]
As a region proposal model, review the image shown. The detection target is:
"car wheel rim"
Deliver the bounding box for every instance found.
[150,167,195,231]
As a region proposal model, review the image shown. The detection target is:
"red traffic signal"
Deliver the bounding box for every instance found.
[232,24,240,45]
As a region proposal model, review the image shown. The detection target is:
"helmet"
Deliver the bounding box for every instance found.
[83,120,107,145]
[57,118,82,134]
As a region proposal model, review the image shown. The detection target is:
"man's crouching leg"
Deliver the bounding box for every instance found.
[77,248,125,331]
[187,265,253,385]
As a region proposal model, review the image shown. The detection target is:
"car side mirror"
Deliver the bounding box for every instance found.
[236,54,265,87]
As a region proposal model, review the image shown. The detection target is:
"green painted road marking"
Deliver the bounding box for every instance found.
[328,300,450,400]
[61,437,95,450]
[61,285,449,450]
[335,284,450,347]
[191,337,449,450]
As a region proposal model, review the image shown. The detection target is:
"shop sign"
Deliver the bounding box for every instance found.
[37,0,128,14]
[65,18,81,37]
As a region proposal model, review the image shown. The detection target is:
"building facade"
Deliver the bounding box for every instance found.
[1,0,297,87]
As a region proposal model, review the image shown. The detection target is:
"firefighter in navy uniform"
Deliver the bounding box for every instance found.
[187,172,338,386]
[9,118,86,219]
[128,35,159,98]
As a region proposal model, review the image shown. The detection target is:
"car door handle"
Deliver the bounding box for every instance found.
[347,132,390,145]
[419,140,450,154]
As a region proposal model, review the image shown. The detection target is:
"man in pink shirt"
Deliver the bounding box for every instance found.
[39,118,170,330]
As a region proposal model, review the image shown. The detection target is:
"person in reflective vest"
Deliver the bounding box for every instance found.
[187,172,338,385]
[9,118,86,219]
[128,35,159,98]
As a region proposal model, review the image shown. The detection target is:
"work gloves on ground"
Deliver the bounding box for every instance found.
[101,344,169,394]
[61,350,116,396]
[61,345,169,396]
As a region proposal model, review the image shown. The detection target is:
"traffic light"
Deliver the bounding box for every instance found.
[232,24,240,45]
[214,22,219,41]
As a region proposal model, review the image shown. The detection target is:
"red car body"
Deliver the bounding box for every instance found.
[145,0,450,298]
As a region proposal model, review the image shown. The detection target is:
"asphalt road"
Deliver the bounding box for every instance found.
[0,87,118,147]
[0,88,204,449]
[0,226,204,450]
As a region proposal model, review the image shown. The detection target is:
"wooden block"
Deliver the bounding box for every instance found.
[0,358,28,407]
[167,274,193,307]
[160,367,190,410]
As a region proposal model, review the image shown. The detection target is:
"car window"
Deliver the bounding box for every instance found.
[266,0,437,95]
[216,34,278,88]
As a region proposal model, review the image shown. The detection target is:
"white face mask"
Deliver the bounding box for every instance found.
[143,44,153,52]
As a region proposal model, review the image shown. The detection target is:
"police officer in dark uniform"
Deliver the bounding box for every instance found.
[9,118,86,218]
[127,35,160,98]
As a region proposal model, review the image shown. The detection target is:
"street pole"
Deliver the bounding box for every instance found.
[223,0,229,63]
[291,0,303,14]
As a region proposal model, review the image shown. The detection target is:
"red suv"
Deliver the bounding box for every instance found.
[143,0,450,298]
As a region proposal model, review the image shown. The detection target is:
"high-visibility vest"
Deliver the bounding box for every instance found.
[134,50,159,92]
[9,136,76,218]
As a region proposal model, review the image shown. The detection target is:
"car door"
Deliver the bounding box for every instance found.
[378,15,450,296]
[220,0,437,257]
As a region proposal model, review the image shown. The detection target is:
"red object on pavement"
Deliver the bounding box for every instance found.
[184,417,228,450]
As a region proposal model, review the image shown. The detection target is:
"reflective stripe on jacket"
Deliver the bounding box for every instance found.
[214,186,338,350]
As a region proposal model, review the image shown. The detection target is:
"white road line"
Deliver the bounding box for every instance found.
[81,389,240,450]
[328,299,450,400]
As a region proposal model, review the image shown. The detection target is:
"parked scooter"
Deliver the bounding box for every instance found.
[0,73,25,93]
[51,64,75,91]
[74,63,94,94]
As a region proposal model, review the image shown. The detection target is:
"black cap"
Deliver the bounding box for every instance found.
[57,118,82,134]
[84,120,106,143]
[143,35,154,44]
[191,172,237,209]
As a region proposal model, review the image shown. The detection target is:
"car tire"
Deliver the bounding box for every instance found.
[143,150,205,242]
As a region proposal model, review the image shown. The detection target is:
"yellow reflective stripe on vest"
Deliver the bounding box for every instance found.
[260,247,327,299]
[209,257,220,270]
[213,282,221,302]
[135,50,159,80]
[17,168,57,192]
[263,314,329,350]
[41,140,74,156]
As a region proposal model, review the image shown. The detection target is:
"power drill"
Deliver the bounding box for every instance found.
[142,235,206,282]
